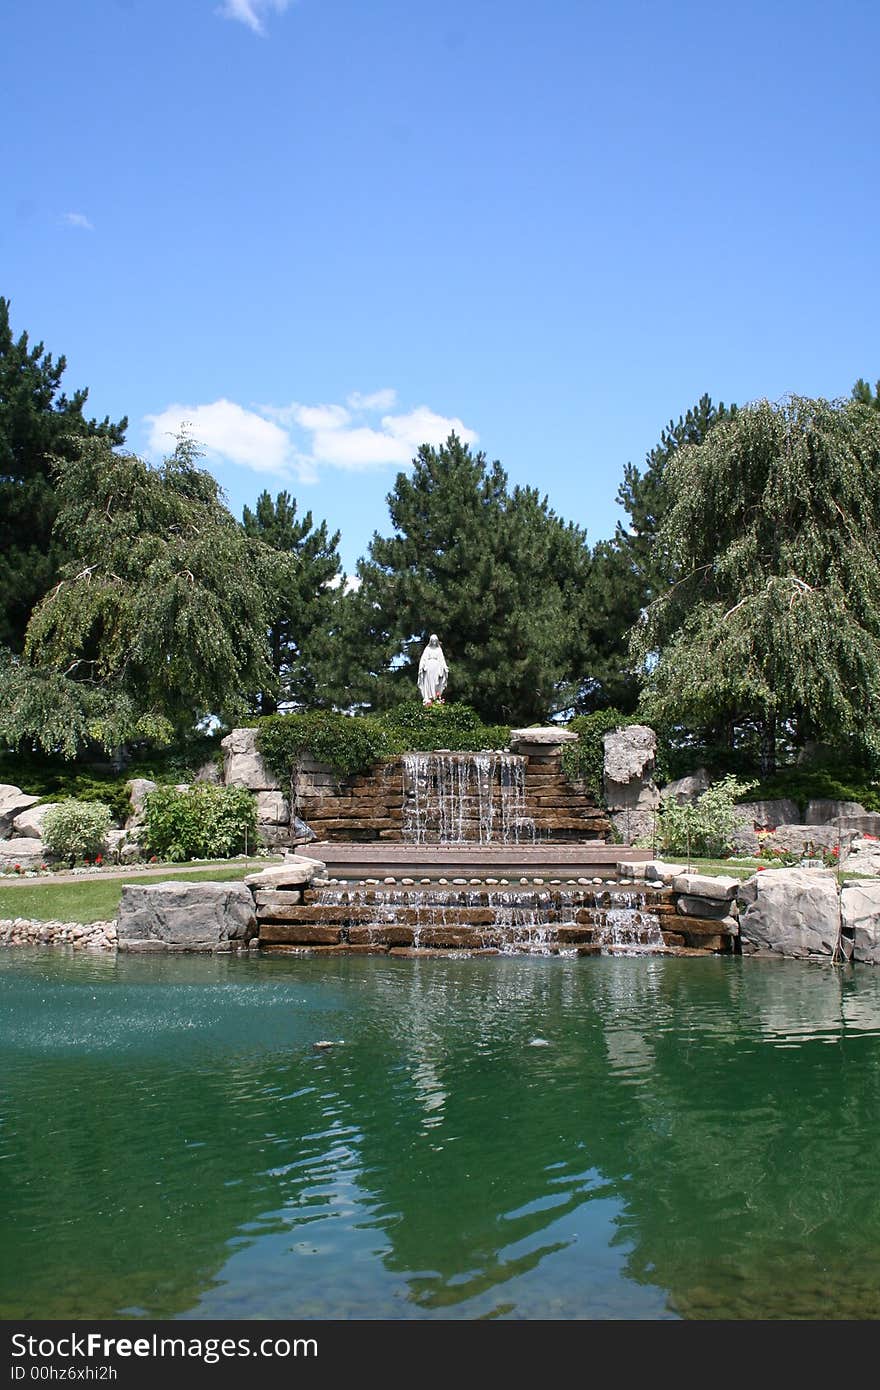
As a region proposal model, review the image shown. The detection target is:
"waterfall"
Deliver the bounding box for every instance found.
[402,752,534,844]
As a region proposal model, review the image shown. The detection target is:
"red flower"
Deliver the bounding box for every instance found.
[757,865,767,871]
[95,855,103,865]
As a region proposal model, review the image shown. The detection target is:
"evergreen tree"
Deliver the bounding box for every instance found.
[0,298,127,651]
[351,434,596,724]
[1,434,287,757]
[631,396,880,773]
[582,394,737,713]
[242,490,342,713]
[852,377,880,410]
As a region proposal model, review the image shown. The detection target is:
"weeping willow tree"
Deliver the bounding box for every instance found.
[631,395,880,773]
[0,434,292,758]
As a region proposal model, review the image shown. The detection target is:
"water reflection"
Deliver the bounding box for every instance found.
[1,950,880,1319]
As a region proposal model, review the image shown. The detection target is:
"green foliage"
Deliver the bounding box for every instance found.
[852,378,880,411]
[0,298,127,653]
[256,702,512,781]
[582,396,736,713]
[378,701,510,753]
[346,434,598,724]
[561,710,650,798]
[141,785,258,862]
[654,775,758,858]
[633,396,880,772]
[2,432,285,757]
[256,711,389,781]
[41,799,112,861]
[242,490,343,713]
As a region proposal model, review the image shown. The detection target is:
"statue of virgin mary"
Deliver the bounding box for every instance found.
[417,634,448,705]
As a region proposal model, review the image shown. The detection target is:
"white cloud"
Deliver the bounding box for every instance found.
[293,403,351,432]
[311,426,412,471]
[347,388,398,412]
[63,212,94,230]
[144,399,293,475]
[381,405,478,449]
[142,391,478,483]
[217,0,291,35]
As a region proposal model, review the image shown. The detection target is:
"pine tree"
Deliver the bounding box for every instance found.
[0,298,127,651]
[631,396,880,773]
[242,490,342,713]
[350,434,596,724]
[852,377,880,411]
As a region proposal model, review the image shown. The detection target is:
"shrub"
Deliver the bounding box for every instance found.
[141,784,258,862]
[257,711,390,782]
[255,703,511,782]
[41,799,112,861]
[654,774,758,858]
[378,701,510,754]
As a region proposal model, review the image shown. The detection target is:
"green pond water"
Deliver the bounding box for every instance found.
[2,948,880,1321]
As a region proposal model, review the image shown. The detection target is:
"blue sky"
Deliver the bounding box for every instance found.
[4,0,878,575]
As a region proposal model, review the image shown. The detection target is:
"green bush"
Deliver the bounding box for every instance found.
[257,711,390,782]
[142,784,258,862]
[41,799,112,861]
[654,774,758,858]
[378,702,510,754]
[256,703,511,781]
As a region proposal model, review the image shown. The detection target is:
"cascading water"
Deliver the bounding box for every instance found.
[310,883,668,956]
[402,752,534,845]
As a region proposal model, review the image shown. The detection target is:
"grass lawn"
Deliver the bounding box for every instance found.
[0,864,262,924]
[666,856,875,882]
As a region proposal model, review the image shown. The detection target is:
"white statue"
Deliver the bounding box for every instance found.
[417,634,448,705]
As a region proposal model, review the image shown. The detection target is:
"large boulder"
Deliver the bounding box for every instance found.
[764,824,852,858]
[509,725,578,754]
[841,882,880,965]
[0,785,40,839]
[805,799,868,825]
[840,836,880,878]
[243,854,326,891]
[221,728,279,791]
[124,778,157,831]
[117,881,257,952]
[734,799,800,830]
[661,769,711,805]
[0,837,47,871]
[255,790,289,825]
[604,726,660,845]
[738,867,841,958]
[12,803,61,840]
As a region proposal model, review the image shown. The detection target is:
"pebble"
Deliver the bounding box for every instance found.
[453,877,468,885]
[401,878,415,885]
[384,877,396,884]
[485,877,499,885]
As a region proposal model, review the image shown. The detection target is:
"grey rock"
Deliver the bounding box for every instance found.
[662,769,711,805]
[255,790,290,826]
[119,841,144,863]
[0,837,47,870]
[734,799,800,829]
[103,828,128,859]
[841,881,880,965]
[805,799,868,825]
[117,881,257,952]
[766,824,850,857]
[739,867,841,958]
[509,725,578,747]
[243,855,327,890]
[603,726,660,812]
[729,824,761,856]
[840,838,880,877]
[676,895,733,920]
[193,759,222,784]
[12,803,61,840]
[124,778,157,832]
[673,873,740,901]
[610,807,658,846]
[837,813,880,838]
[221,728,279,792]
[0,785,40,839]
